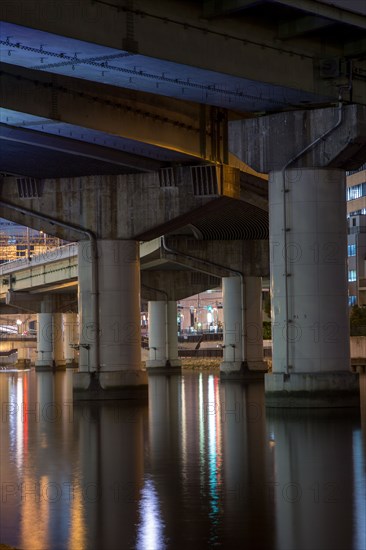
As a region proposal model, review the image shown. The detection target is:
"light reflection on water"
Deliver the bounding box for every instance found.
[0,369,365,550]
[136,478,166,550]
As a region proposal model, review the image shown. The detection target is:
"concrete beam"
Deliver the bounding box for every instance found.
[0,303,31,315]
[203,0,366,27]
[278,15,335,39]
[142,270,221,302]
[162,237,270,277]
[0,123,164,173]
[344,37,366,58]
[0,165,242,240]
[6,291,44,311]
[1,0,364,105]
[0,67,268,172]
[5,290,77,313]
[202,0,262,18]
[274,0,366,27]
[0,66,268,177]
[0,64,204,161]
[230,104,366,172]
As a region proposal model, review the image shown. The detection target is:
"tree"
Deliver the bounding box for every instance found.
[350,305,366,336]
[263,292,271,318]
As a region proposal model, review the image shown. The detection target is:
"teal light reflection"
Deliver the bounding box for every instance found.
[352,430,366,550]
[199,373,205,488]
[207,375,222,543]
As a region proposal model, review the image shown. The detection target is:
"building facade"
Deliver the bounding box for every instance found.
[347,165,366,306]
[0,218,62,263]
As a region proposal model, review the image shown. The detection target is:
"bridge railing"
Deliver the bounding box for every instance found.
[0,242,78,275]
[0,239,163,278]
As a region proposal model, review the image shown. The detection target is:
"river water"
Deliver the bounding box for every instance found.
[1,369,365,550]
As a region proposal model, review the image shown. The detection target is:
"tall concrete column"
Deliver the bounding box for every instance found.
[221,277,243,372]
[231,105,365,406]
[74,240,147,399]
[244,276,265,369]
[265,167,359,405]
[146,300,181,372]
[53,313,65,369]
[16,343,31,370]
[147,301,166,367]
[221,276,266,378]
[63,313,78,367]
[270,169,350,373]
[35,298,53,371]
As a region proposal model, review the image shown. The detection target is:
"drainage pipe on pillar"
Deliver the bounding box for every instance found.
[279,85,350,373]
[0,199,100,373]
[161,236,247,365]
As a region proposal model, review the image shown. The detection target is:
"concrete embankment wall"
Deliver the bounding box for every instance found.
[351,337,366,358]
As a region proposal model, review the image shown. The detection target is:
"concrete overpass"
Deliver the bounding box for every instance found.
[1,0,365,405]
[0,233,269,370]
[1,0,366,177]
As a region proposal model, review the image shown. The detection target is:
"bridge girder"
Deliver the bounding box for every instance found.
[0,64,207,163]
[1,0,365,110]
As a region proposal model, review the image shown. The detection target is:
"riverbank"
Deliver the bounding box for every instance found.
[181,357,220,369]
[143,357,272,371]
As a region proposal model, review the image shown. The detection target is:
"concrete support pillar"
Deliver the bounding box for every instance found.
[232,105,365,406]
[220,276,266,379]
[16,344,31,370]
[265,168,359,406]
[146,301,181,372]
[244,276,265,369]
[270,169,350,372]
[53,313,65,369]
[221,277,243,371]
[35,304,66,371]
[74,240,147,399]
[147,301,166,367]
[35,301,53,371]
[63,313,78,367]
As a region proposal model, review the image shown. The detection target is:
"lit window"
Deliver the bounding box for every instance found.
[349,295,357,306]
[348,185,361,200]
[348,244,356,256]
[347,183,366,201]
[348,270,357,282]
[348,209,366,216]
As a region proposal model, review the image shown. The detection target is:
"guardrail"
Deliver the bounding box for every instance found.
[179,349,223,358]
[0,242,78,275]
[0,335,37,341]
[0,239,161,277]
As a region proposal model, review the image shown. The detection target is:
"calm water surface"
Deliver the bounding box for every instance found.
[1,370,365,550]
